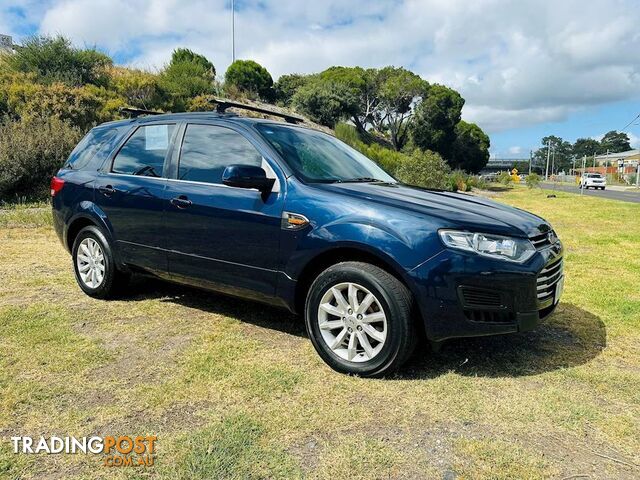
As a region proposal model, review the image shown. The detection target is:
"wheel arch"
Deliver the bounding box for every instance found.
[293,245,416,316]
[65,206,115,256]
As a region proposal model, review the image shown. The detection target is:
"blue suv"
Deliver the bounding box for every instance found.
[52,109,564,377]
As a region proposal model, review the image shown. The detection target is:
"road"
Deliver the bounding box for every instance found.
[540,182,640,204]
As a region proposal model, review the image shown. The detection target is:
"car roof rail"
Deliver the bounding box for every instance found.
[120,107,165,118]
[211,97,305,124]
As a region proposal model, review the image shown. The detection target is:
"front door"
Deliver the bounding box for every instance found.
[94,123,178,273]
[163,123,284,299]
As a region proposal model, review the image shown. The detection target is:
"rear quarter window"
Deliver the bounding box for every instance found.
[64,126,126,171]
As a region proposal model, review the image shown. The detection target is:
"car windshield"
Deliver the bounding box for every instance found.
[588,173,603,178]
[255,123,396,184]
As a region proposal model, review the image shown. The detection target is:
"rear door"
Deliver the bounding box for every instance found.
[95,122,179,273]
[163,122,284,299]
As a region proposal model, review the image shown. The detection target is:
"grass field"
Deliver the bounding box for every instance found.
[1,187,639,479]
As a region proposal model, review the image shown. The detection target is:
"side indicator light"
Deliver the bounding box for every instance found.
[281,212,310,230]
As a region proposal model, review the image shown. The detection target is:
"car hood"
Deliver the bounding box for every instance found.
[312,182,551,238]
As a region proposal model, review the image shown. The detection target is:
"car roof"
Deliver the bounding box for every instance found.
[93,111,316,132]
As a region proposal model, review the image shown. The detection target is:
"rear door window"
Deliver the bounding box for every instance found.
[178,124,262,184]
[111,124,176,177]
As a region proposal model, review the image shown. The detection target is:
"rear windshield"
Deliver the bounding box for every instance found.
[587,173,603,178]
[65,126,125,171]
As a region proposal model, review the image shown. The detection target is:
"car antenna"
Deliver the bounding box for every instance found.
[211,97,305,124]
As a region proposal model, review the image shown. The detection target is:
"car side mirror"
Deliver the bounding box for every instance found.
[222,165,275,195]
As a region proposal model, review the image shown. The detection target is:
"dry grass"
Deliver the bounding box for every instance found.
[0,188,638,479]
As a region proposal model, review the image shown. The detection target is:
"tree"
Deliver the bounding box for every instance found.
[170,48,215,77]
[600,130,631,153]
[532,135,573,175]
[293,78,359,127]
[449,120,490,173]
[572,137,600,159]
[371,67,428,151]
[160,48,216,111]
[274,73,308,106]
[410,84,464,159]
[314,66,379,134]
[2,35,112,87]
[224,60,274,101]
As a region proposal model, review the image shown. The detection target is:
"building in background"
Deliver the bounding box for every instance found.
[577,149,640,175]
[480,158,529,175]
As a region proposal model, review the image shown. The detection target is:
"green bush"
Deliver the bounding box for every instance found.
[395,150,451,190]
[497,172,513,186]
[525,172,542,188]
[335,123,405,175]
[224,60,274,101]
[0,116,82,202]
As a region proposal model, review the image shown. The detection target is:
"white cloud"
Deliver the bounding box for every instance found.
[508,146,522,155]
[24,0,640,133]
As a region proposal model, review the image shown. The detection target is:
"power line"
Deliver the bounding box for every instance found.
[621,112,640,132]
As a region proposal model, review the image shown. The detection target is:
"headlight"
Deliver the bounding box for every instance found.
[438,230,536,263]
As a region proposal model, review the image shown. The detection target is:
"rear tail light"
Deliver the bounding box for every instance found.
[50,176,65,197]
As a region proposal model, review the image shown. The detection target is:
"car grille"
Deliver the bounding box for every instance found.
[537,257,563,302]
[459,286,503,308]
[530,232,552,249]
[459,287,514,324]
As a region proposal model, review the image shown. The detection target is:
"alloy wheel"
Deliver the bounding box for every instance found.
[317,282,388,363]
[76,238,105,289]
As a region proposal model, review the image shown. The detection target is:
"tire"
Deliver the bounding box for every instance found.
[72,225,130,299]
[305,261,416,377]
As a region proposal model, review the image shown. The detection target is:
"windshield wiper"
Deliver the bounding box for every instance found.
[341,177,392,183]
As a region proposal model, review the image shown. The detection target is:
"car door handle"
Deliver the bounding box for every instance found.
[171,195,192,209]
[98,185,116,196]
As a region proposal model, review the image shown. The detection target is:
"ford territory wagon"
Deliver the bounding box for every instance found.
[52,110,564,377]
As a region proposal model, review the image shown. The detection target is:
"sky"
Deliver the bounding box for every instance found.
[2,0,640,158]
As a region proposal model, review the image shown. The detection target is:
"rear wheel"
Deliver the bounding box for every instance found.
[305,262,415,377]
[72,225,129,299]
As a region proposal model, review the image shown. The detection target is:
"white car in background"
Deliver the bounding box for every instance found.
[580,173,606,190]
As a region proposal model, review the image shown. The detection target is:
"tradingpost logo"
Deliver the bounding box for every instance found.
[10,435,157,468]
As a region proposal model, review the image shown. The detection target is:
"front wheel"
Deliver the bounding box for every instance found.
[305,262,416,377]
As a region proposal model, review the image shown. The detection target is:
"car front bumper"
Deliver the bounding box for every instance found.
[408,241,564,342]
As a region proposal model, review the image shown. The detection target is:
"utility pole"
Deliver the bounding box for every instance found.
[545,140,552,180]
[231,0,236,63]
[581,155,586,195]
[529,150,532,175]
[636,162,640,188]
[551,147,556,177]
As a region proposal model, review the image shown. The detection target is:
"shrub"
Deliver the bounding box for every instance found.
[0,116,82,201]
[525,172,542,188]
[395,150,451,190]
[335,123,405,175]
[448,169,469,192]
[497,172,513,186]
